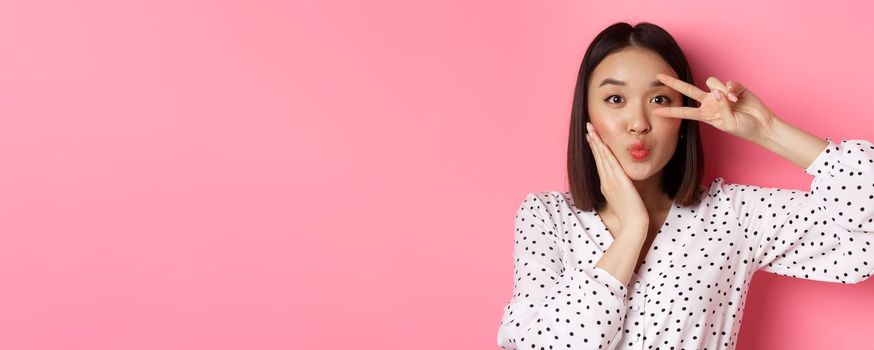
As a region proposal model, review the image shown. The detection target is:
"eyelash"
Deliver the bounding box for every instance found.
[604,95,672,105]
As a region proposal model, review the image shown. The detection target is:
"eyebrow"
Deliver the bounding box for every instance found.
[598,78,665,88]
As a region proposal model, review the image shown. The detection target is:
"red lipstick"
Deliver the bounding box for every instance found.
[628,140,651,161]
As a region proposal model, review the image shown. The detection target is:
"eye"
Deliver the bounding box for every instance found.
[650,95,672,105]
[604,95,624,104]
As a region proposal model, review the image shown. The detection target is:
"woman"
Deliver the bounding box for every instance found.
[496,22,874,349]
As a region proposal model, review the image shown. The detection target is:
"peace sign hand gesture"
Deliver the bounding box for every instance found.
[653,74,777,143]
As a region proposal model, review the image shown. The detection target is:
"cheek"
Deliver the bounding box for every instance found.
[587,105,619,128]
[653,117,682,135]
[592,122,625,151]
[587,102,607,122]
[655,123,682,157]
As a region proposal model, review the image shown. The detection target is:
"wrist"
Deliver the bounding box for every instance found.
[615,228,647,245]
[755,113,784,147]
[752,114,829,169]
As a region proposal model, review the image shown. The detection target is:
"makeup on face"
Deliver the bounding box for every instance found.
[586,48,683,177]
[628,139,651,161]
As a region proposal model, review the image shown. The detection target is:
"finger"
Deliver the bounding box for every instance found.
[705,76,729,94]
[713,89,734,122]
[707,76,740,102]
[653,106,703,121]
[656,73,708,103]
[588,125,621,180]
[586,124,609,181]
[596,132,624,175]
[725,80,746,101]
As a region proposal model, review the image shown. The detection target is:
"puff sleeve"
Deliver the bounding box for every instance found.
[497,193,629,349]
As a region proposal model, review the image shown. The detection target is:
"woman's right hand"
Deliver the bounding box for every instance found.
[586,122,650,236]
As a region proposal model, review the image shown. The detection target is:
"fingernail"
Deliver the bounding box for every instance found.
[586,122,592,131]
[728,93,738,102]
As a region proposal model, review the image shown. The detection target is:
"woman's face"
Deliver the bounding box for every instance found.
[586,47,684,182]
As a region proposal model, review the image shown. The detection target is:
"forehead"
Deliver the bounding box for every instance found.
[590,48,676,87]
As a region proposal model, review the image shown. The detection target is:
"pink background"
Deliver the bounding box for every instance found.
[0,0,871,349]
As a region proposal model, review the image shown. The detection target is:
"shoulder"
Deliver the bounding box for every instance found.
[517,191,568,212]
[515,190,577,224]
[687,177,728,206]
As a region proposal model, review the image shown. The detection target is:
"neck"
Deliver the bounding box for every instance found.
[632,173,672,214]
[602,172,672,218]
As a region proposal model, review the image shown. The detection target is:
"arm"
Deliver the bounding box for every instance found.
[754,115,830,169]
[595,232,646,286]
[654,74,873,282]
[497,193,629,350]
[722,137,874,283]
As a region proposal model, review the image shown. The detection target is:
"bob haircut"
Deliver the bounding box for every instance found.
[568,22,705,212]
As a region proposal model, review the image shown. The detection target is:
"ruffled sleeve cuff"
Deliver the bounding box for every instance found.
[803,137,839,176]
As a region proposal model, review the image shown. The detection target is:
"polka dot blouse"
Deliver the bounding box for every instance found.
[497,138,874,350]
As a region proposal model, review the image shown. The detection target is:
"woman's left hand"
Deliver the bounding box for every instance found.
[653,73,777,143]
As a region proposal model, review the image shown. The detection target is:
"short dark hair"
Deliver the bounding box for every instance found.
[567,22,705,212]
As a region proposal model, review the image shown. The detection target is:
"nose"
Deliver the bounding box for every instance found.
[628,104,652,134]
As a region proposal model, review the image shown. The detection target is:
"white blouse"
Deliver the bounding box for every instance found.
[497,138,874,350]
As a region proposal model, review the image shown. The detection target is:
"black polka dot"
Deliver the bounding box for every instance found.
[497,138,874,349]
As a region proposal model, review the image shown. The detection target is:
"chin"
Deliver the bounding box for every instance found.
[619,159,660,181]
[626,171,653,181]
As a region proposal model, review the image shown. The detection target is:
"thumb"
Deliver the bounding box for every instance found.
[726,80,747,101]
[714,90,734,124]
